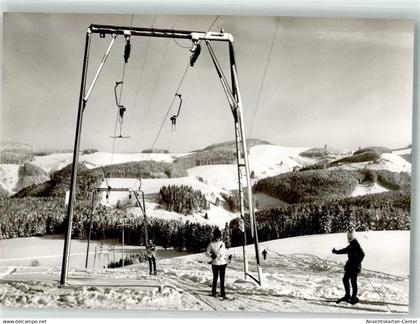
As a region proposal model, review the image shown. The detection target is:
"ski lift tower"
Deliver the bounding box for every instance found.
[60,24,262,286]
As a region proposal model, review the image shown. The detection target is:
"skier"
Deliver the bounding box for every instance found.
[146,239,157,275]
[262,249,268,261]
[332,229,365,305]
[206,228,228,299]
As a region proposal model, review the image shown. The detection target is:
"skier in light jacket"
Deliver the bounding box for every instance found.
[332,229,365,305]
[206,228,228,299]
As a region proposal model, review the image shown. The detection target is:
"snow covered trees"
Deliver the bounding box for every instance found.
[159,185,209,215]
[254,169,359,204]
[229,191,410,247]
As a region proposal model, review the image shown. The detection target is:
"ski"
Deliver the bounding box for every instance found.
[325,297,405,307]
[335,297,350,304]
[205,293,235,301]
[218,296,235,301]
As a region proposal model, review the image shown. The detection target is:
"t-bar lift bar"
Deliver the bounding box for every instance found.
[60,24,262,286]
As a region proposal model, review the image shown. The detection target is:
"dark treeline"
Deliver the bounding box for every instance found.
[0,186,9,198]
[375,170,411,191]
[0,195,223,253]
[352,146,392,155]
[229,191,410,247]
[1,190,410,251]
[0,197,66,239]
[74,205,222,253]
[1,156,411,254]
[102,161,187,179]
[330,151,381,166]
[1,162,217,252]
[0,149,34,164]
[254,169,359,204]
[16,163,50,192]
[174,150,237,169]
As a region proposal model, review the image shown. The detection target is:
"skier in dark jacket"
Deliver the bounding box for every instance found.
[332,229,365,305]
[262,249,268,261]
[146,239,157,275]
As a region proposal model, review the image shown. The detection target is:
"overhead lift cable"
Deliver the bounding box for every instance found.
[172,16,192,49]
[151,15,220,150]
[121,16,156,152]
[248,18,280,138]
[136,21,172,145]
[151,62,190,150]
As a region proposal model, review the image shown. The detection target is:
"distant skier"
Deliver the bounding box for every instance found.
[206,228,228,299]
[262,249,268,261]
[146,239,157,275]
[332,229,365,305]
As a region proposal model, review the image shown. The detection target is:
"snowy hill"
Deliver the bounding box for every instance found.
[1,143,411,207]
[0,231,409,313]
[393,148,411,156]
[0,138,411,313]
[251,230,409,276]
[331,152,411,174]
[187,164,239,191]
[0,164,20,194]
[187,145,314,191]
[248,145,312,179]
[92,145,320,225]
[0,141,33,151]
[374,153,411,174]
[31,152,188,174]
[351,183,389,197]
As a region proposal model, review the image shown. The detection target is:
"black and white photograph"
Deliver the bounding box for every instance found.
[0,13,414,314]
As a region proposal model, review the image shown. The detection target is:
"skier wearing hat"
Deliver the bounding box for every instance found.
[332,228,365,305]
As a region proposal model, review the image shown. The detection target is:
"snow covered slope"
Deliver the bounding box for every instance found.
[393,148,411,156]
[351,183,389,197]
[186,145,314,191]
[337,153,411,174]
[0,164,20,194]
[248,231,409,276]
[187,164,239,191]
[0,231,409,313]
[248,145,312,179]
[375,153,411,173]
[31,152,187,173]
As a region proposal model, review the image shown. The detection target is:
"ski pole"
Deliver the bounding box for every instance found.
[365,276,393,313]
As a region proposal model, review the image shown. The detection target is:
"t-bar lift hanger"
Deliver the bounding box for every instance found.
[111,81,131,139]
[170,93,183,131]
[111,33,132,139]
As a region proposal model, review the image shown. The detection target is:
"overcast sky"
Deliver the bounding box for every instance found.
[1,13,414,152]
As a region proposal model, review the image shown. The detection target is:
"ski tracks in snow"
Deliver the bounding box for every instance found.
[0,252,409,313]
[161,269,271,312]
